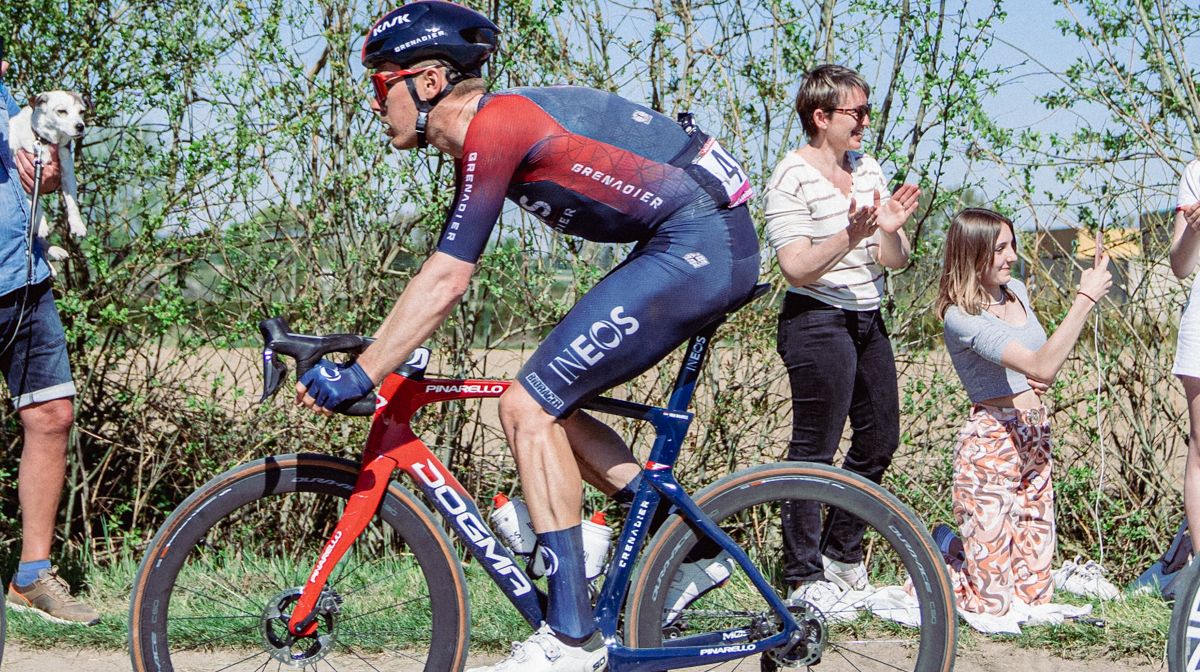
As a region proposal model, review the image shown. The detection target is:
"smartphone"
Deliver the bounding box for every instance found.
[0,35,6,81]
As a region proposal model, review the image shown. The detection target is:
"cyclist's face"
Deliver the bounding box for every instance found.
[370,63,437,150]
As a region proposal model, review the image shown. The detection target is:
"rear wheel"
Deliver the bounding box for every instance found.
[626,461,956,672]
[129,453,469,671]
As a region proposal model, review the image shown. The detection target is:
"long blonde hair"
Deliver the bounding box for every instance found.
[936,208,1017,318]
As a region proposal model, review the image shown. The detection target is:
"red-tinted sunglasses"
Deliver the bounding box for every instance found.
[369,66,437,109]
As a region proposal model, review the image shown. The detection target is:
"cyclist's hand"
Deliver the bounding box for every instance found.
[295,359,375,415]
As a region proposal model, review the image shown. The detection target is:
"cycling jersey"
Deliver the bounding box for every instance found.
[430,84,760,417]
[439,86,715,263]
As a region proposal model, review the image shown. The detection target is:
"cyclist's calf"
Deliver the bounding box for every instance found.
[498,384,585,532]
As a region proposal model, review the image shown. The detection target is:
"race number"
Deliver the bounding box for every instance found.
[693,138,753,207]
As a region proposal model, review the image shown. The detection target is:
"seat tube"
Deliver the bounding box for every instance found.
[666,320,722,412]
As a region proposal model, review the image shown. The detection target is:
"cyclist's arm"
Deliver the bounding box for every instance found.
[354,251,475,383]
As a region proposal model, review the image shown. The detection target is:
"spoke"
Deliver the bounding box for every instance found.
[335,567,409,600]
[170,583,259,619]
[341,645,386,672]
[330,549,397,590]
[339,641,430,667]
[171,619,262,652]
[170,614,261,621]
[212,649,273,672]
[338,595,432,623]
[828,641,912,671]
[337,628,430,640]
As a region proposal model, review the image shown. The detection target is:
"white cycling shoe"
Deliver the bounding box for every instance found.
[467,624,608,672]
[662,551,736,626]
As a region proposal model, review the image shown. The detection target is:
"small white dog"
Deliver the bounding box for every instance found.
[7,90,87,259]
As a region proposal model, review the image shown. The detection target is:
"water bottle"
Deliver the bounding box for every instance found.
[490,493,536,555]
[581,511,613,580]
[528,510,613,579]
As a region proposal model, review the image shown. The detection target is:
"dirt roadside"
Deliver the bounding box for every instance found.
[0,641,1166,672]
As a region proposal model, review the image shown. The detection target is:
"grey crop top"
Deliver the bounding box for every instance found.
[942,279,1048,403]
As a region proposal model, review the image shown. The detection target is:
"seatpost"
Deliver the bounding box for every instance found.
[665,317,724,411]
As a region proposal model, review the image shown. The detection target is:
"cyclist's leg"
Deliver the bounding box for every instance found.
[825,311,899,567]
[563,410,640,495]
[500,195,756,647]
[776,296,856,585]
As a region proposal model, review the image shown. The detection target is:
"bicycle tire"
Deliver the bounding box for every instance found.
[626,461,956,672]
[129,453,469,672]
[1169,557,1200,670]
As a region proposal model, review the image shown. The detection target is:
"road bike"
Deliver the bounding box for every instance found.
[128,283,956,671]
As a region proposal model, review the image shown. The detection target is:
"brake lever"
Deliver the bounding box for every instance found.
[259,347,288,403]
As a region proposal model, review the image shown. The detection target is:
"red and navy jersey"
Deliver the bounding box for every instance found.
[437,86,702,263]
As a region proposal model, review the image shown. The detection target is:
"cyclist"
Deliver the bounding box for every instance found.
[294,2,760,670]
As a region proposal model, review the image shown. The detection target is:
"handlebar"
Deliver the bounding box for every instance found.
[257,317,429,417]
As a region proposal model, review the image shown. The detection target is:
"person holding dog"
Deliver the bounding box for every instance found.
[935,207,1111,614]
[761,64,920,615]
[294,3,760,671]
[0,55,99,624]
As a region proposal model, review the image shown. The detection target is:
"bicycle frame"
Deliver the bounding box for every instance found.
[285,317,800,672]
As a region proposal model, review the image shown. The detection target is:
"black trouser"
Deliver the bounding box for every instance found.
[776,293,900,585]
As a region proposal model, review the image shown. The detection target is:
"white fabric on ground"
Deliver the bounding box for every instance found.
[838,584,1093,635]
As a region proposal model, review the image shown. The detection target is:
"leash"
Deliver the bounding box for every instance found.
[0,151,44,357]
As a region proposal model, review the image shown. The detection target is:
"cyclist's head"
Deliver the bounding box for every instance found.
[362,2,499,78]
[362,2,499,148]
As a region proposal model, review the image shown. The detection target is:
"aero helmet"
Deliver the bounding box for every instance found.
[362,1,500,77]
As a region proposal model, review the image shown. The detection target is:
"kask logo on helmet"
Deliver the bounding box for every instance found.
[371,12,411,37]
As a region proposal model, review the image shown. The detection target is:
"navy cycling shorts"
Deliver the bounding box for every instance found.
[518,192,760,418]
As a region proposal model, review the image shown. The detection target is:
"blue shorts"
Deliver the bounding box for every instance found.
[0,280,75,409]
[519,193,760,418]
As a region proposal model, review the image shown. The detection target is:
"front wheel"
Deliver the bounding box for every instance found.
[626,461,956,672]
[129,453,469,672]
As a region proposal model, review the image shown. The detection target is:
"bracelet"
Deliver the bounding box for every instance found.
[1076,290,1098,305]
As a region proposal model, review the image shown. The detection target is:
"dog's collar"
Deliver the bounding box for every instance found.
[31,129,55,146]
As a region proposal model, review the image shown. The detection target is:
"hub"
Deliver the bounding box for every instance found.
[261,587,341,667]
[765,599,827,668]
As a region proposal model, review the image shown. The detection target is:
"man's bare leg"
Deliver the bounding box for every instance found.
[17,398,72,563]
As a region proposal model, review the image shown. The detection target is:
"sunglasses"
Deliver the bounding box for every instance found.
[830,104,872,124]
[369,66,438,109]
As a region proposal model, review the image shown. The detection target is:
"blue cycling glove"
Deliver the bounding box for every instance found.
[299,359,376,409]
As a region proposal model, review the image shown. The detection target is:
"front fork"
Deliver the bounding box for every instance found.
[287,451,396,636]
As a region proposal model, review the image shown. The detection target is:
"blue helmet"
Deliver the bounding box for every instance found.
[362,1,500,77]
